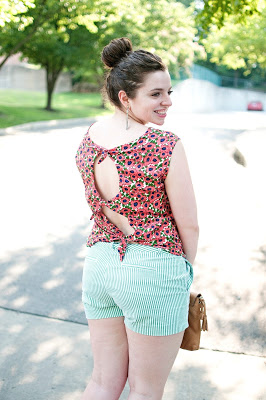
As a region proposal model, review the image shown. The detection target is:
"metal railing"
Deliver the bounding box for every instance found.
[220,75,266,92]
[191,64,221,86]
[176,64,266,93]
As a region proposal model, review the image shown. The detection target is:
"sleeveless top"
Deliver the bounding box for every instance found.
[75,125,185,261]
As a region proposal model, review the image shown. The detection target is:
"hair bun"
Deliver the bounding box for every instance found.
[101,37,133,68]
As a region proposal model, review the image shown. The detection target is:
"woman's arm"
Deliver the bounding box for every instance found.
[165,140,199,265]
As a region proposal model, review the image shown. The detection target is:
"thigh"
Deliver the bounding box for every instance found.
[126,326,184,399]
[88,317,129,393]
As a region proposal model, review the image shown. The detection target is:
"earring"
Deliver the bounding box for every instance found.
[126,105,129,130]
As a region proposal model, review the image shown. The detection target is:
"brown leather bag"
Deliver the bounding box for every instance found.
[181,292,208,351]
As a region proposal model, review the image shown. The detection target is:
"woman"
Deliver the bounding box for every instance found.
[76,37,199,400]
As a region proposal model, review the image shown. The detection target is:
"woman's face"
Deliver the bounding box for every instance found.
[128,70,173,126]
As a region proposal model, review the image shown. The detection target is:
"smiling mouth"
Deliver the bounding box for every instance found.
[154,110,167,116]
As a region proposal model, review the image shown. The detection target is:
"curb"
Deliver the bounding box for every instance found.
[0,117,96,136]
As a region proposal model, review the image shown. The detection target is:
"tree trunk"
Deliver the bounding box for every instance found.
[95,75,106,108]
[45,65,63,111]
[46,85,54,112]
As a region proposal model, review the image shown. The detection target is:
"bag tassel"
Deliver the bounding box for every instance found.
[202,314,208,331]
[199,297,208,331]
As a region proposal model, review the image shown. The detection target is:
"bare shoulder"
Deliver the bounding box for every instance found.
[88,119,110,137]
[165,140,189,183]
[170,139,185,161]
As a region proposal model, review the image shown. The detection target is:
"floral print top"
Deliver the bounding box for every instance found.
[75,125,185,261]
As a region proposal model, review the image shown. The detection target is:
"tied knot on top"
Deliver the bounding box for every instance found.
[90,199,106,220]
[118,236,129,261]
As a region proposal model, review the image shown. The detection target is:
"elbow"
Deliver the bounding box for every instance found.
[194,224,200,234]
[189,224,199,236]
[178,223,199,236]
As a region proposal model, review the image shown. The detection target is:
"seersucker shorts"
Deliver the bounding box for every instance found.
[82,241,193,336]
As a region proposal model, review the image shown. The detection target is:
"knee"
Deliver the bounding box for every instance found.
[83,374,127,400]
[128,382,164,400]
[97,369,127,391]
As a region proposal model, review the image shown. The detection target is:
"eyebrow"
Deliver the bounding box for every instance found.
[149,87,172,92]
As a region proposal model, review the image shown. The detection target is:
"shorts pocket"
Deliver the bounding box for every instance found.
[82,254,100,294]
[122,263,156,271]
[162,256,193,292]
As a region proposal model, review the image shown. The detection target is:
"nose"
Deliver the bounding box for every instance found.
[162,93,172,107]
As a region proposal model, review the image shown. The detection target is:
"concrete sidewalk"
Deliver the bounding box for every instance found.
[0,112,265,399]
[0,308,265,400]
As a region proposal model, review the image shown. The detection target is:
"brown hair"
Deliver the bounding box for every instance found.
[101,37,166,109]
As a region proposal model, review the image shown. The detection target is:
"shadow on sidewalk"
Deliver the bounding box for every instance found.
[0,222,88,324]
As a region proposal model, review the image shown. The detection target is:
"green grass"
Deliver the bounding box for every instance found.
[0,89,111,129]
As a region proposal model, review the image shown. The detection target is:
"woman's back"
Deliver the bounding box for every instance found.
[88,118,149,235]
[76,121,185,261]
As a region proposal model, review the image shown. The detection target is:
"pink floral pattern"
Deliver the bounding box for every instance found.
[76,125,185,261]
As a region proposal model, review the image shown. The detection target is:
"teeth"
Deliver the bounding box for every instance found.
[155,111,166,115]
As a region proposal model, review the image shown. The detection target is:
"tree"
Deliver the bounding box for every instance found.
[196,0,262,32]
[73,0,204,88]
[203,7,266,79]
[176,0,194,7]
[1,0,102,110]
[0,0,54,68]
[0,0,35,27]
[1,0,203,111]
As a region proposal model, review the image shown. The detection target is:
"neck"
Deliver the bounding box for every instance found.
[113,107,146,130]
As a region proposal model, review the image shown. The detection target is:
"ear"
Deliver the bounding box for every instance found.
[118,90,129,110]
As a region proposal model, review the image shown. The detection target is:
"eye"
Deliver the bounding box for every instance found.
[151,92,160,97]
[168,90,173,95]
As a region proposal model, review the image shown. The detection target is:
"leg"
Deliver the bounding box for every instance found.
[126,327,184,400]
[81,317,128,400]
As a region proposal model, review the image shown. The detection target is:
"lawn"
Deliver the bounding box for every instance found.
[0,90,111,129]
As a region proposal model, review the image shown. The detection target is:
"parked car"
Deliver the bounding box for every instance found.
[247,101,263,111]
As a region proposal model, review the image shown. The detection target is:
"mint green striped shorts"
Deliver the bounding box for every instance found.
[82,242,193,336]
